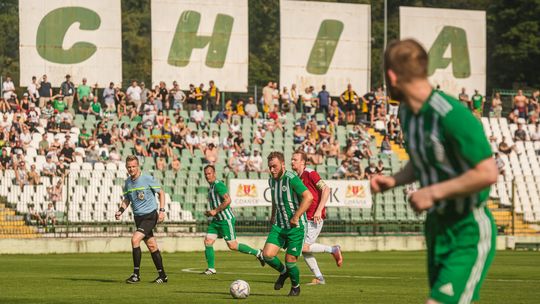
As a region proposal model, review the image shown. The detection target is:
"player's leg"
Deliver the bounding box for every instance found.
[302,220,325,284]
[263,225,288,290]
[427,208,495,304]
[202,220,219,274]
[126,231,145,283]
[144,236,167,282]
[223,218,265,265]
[303,220,342,269]
[285,227,305,296]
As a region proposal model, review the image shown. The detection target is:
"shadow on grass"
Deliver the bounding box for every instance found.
[174,290,283,297]
[54,277,117,283]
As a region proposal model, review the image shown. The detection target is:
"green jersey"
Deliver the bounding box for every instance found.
[53,99,66,112]
[269,170,308,229]
[400,90,492,217]
[471,94,483,110]
[208,180,234,220]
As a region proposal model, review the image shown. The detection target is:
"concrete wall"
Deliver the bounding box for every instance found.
[0,235,532,254]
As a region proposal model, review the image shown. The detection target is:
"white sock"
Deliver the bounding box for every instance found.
[303,253,323,278]
[309,243,333,253]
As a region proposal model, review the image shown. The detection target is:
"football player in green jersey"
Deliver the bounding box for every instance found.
[262,152,313,296]
[201,165,265,275]
[371,39,498,304]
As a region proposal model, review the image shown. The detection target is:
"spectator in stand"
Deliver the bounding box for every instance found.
[267,105,284,132]
[491,92,503,118]
[301,87,313,116]
[364,162,378,179]
[170,157,181,172]
[59,117,72,134]
[233,132,245,152]
[28,164,41,185]
[6,93,19,111]
[199,131,211,151]
[46,116,59,135]
[494,152,505,175]
[262,82,274,117]
[126,80,142,112]
[245,97,259,123]
[0,148,10,169]
[52,94,67,113]
[341,84,359,124]
[156,157,167,171]
[471,89,485,118]
[2,75,15,101]
[381,135,393,154]
[60,75,75,109]
[0,97,10,113]
[26,204,45,226]
[223,99,234,123]
[498,136,518,155]
[157,81,169,111]
[376,160,385,175]
[185,130,201,156]
[109,147,121,163]
[530,124,540,141]
[458,87,470,110]
[222,133,234,151]
[48,179,63,207]
[77,78,92,106]
[514,122,528,141]
[14,160,29,189]
[228,119,241,134]
[235,99,246,122]
[327,100,345,129]
[139,82,149,105]
[280,86,291,113]
[190,104,206,129]
[247,149,263,172]
[89,97,102,119]
[333,160,360,179]
[253,125,265,145]
[204,143,218,165]
[42,155,57,181]
[103,82,116,113]
[170,81,186,111]
[318,85,331,116]
[76,95,90,118]
[27,76,40,105]
[194,83,205,109]
[133,139,148,158]
[59,141,75,163]
[37,133,49,156]
[44,203,57,225]
[206,80,220,115]
[148,137,162,159]
[509,90,528,123]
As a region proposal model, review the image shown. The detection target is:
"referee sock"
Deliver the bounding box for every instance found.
[303,253,323,278]
[205,245,215,269]
[238,243,259,256]
[151,250,166,277]
[286,262,300,287]
[132,247,141,276]
[309,243,333,253]
[264,256,286,274]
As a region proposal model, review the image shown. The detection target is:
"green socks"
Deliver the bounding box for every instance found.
[238,243,259,256]
[264,256,286,273]
[205,245,215,269]
[286,262,300,287]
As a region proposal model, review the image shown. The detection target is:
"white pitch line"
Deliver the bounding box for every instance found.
[181,268,540,283]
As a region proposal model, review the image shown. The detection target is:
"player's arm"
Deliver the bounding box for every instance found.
[371,161,416,193]
[209,193,231,217]
[115,198,131,220]
[314,180,330,223]
[409,106,497,212]
[158,188,166,222]
[290,176,313,227]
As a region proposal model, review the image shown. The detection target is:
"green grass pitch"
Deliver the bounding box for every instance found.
[1,250,538,303]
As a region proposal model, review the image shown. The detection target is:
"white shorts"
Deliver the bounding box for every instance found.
[304,220,324,245]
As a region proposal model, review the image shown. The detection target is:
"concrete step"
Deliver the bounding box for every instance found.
[0,220,26,226]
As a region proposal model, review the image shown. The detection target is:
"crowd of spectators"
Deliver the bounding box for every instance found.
[2,73,539,186]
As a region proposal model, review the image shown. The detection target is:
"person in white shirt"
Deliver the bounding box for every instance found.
[199,131,210,150]
[229,119,241,134]
[190,104,205,129]
[27,76,40,104]
[209,131,220,147]
[185,130,200,156]
[247,150,263,172]
[2,76,15,100]
[531,125,540,141]
[126,80,142,111]
[253,126,265,144]
[245,97,259,122]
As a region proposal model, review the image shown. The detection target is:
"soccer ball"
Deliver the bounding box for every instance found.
[230,280,250,299]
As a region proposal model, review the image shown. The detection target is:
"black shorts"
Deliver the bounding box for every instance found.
[346,102,355,112]
[134,210,158,239]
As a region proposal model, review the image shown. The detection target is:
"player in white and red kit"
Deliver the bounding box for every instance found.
[291,151,343,285]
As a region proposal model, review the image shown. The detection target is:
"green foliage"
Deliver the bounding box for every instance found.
[0,0,538,91]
